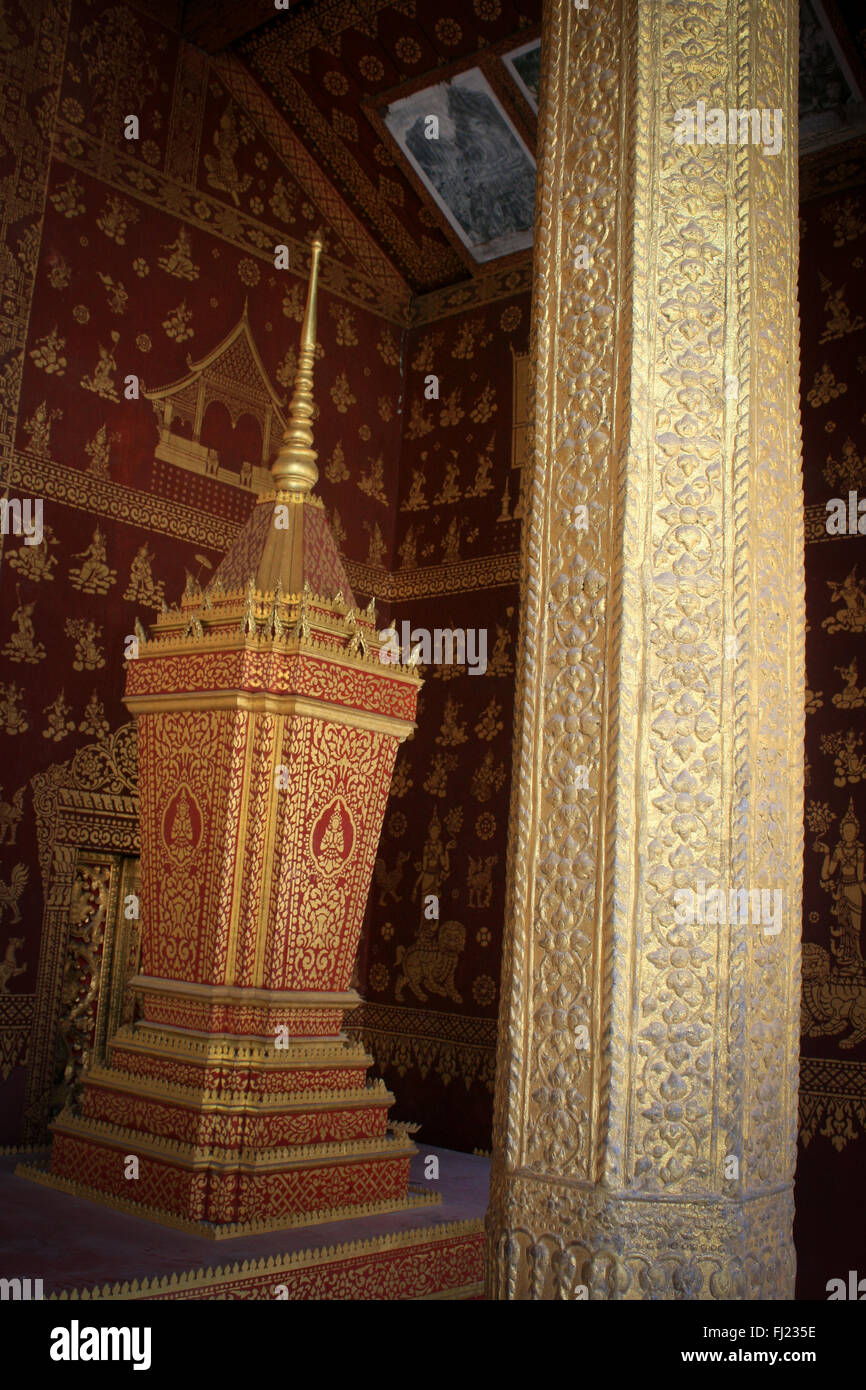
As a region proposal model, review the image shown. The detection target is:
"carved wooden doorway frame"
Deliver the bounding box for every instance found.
[23,724,141,1142]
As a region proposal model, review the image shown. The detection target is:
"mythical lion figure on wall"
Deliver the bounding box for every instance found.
[802,942,866,1050]
[394,919,465,1005]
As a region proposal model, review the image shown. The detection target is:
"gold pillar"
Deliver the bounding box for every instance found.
[487,0,803,1300]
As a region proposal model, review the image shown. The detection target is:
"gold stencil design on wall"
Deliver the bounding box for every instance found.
[3,593,46,664]
[21,400,61,456]
[68,526,117,594]
[819,272,866,344]
[833,659,866,710]
[823,568,866,634]
[7,525,58,582]
[0,685,28,735]
[42,691,76,743]
[64,620,106,672]
[80,334,121,400]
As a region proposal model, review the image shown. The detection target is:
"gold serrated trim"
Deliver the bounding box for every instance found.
[133,627,422,680]
[83,1064,392,1113]
[47,1218,480,1297]
[112,1023,373,1068]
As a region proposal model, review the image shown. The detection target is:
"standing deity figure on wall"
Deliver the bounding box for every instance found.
[412,809,454,915]
[816,800,866,977]
[0,683,29,735]
[85,424,115,477]
[3,592,45,664]
[22,399,61,457]
[123,544,164,608]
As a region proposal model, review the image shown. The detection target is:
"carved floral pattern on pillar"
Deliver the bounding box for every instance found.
[487,0,803,1300]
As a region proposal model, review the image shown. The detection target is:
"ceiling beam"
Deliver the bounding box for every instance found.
[181,0,283,52]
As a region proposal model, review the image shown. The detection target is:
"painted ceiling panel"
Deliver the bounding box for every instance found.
[236,0,543,292]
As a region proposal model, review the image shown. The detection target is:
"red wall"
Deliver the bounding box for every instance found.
[354,290,529,1149]
[794,180,866,1296]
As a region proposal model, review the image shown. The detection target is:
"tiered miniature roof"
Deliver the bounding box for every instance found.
[207,492,355,606]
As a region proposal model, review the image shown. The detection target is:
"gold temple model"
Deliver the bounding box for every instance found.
[21,237,429,1236]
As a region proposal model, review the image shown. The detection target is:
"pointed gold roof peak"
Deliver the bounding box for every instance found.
[271,236,323,495]
[203,234,353,606]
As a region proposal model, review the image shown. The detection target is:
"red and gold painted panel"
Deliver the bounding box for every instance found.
[126,649,419,718]
[136,709,246,983]
[266,717,400,992]
[80,1084,389,1149]
[134,670,407,999]
[50,1129,411,1225]
[233,708,278,988]
[135,997,345,1036]
[109,1043,370,1096]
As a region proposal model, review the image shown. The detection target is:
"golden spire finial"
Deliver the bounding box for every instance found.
[272,236,323,494]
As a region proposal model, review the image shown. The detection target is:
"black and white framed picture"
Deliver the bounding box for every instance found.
[503,38,542,114]
[381,67,536,263]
